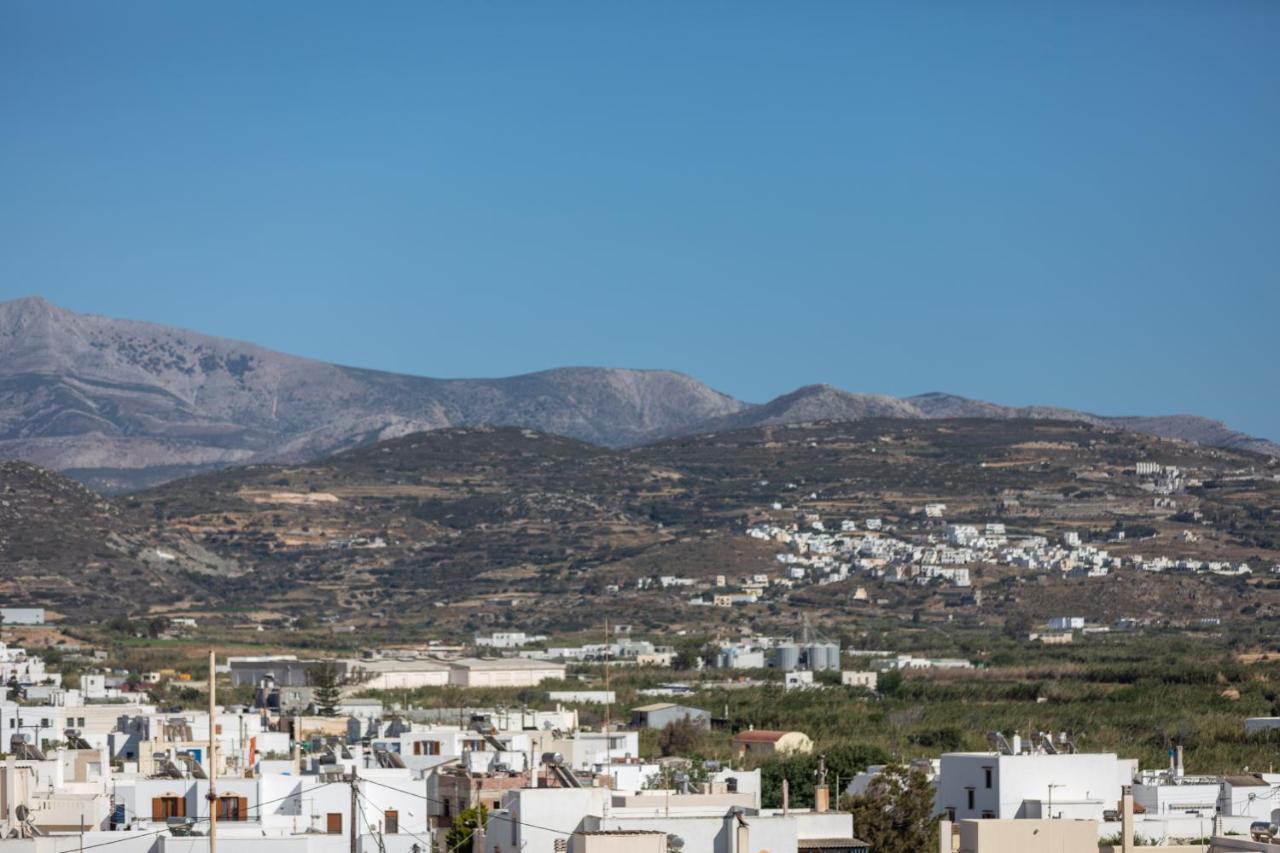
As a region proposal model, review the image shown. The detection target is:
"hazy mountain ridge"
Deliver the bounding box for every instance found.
[685,384,922,434]
[904,392,1279,458]
[691,387,1279,458]
[0,297,745,489]
[0,297,1274,492]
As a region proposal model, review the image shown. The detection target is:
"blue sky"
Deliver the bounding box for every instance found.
[2,2,1278,438]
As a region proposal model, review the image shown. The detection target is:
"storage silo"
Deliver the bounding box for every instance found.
[807,643,841,671]
[773,644,801,671]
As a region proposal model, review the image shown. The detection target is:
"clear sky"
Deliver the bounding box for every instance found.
[2,2,1278,438]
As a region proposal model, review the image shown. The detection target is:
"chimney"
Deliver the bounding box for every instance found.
[1011,733,1022,755]
[1121,785,1135,853]
[734,810,749,853]
[782,779,789,815]
[814,785,829,813]
[1175,745,1184,779]
[938,818,952,853]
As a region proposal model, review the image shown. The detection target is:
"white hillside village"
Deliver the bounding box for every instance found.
[744,474,1255,599]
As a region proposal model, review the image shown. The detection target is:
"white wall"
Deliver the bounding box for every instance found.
[937,752,1128,821]
[490,787,608,853]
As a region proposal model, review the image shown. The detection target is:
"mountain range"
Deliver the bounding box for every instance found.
[1,295,1275,492]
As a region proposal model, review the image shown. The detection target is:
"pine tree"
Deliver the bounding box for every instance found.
[311,661,341,717]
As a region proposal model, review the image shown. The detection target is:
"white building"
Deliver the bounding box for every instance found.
[447,658,566,688]
[840,671,877,691]
[936,749,1136,822]
[0,607,45,625]
[476,632,546,649]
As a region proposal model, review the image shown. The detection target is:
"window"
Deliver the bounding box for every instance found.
[152,796,185,820]
[945,808,956,822]
[981,811,995,819]
[966,788,975,810]
[218,796,248,821]
[983,767,992,789]
[385,810,398,835]
[326,813,343,834]
[414,740,441,756]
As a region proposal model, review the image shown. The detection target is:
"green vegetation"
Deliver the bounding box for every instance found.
[842,763,938,853]
[446,804,488,853]
[311,662,342,716]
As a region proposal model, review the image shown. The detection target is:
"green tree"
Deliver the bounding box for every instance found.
[1002,610,1034,640]
[658,717,703,757]
[876,670,903,696]
[842,763,938,853]
[759,743,888,808]
[673,636,715,671]
[446,804,488,853]
[311,662,342,717]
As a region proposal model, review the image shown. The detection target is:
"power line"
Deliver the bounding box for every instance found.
[360,775,577,841]
[77,780,343,851]
[353,787,435,852]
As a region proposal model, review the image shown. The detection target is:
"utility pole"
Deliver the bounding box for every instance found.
[603,617,612,830]
[208,650,218,853]
[350,766,358,853]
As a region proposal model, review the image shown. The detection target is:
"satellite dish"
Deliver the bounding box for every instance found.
[14,804,29,822]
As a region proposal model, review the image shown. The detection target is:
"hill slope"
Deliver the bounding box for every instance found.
[108,419,1280,633]
[0,461,238,612]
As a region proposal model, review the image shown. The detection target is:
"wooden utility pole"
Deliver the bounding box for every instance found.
[350,766,358,853]
[208,650,217,853]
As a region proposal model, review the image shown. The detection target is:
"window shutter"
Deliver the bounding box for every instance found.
[177,797,186,818]
[238,797,248,820]
[152,798,164,821]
